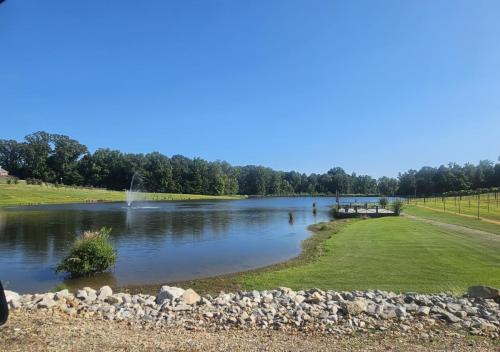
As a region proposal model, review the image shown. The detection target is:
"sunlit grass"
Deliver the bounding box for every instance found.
[0,183,244,207]
[240,217,500,294]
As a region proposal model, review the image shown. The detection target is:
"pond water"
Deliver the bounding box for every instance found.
[0,197,382,293]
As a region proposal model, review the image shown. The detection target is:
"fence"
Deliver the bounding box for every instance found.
[406,191,500,222]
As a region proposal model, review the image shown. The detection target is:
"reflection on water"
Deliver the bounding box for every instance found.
[0,197,377,293]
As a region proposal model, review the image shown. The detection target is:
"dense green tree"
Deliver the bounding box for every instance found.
[398,170,417,196]
[377,176,399,196]
[0,131,499,197]
[0,139,25,177]
[23,131,54,181]
[48,134,88,185]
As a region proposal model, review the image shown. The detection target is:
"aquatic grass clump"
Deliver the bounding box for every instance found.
[56,227,116,277]
[379,197,388,208]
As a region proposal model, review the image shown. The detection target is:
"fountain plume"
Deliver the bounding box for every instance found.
[126,172,142,207]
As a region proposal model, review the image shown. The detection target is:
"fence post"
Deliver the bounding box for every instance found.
[477,192,480,220]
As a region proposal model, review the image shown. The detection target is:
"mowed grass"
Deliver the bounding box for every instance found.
[240,217,500,294]
[0,183,244,207]
[404,205,500,235]
[409,193,500,222]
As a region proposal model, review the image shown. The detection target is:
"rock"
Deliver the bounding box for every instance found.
[454,310,467,319]
[293,295,305,304]
[468,286,500,299]
[439,310,462,323]
[279,287,293,294]
[85,291,97,303]
[181,289,201,305]
[120,293,132,304]
[156,286,185,304]
[54,289,71,301]
[306,291,324,304]
[75,289,88,300]
[417,306,431,316]
[171,304,191,312]
[37,294,56,309]
[105,294,123,305]
[97,286,113,300]
[83,287,96,295]
[4,290,20,304]
[395,307,407,319]
[342,299,367,316]
[446,303,461,313]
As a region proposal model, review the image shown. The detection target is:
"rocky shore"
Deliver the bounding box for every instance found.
[4,285,499,340]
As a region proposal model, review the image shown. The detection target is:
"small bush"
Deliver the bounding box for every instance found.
[14,178,18,184]
[379,197,388,208]
[56,227,116,277]
[391,199,405,215]
[6,179,12,184]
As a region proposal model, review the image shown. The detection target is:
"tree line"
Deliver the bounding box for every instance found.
[0,131,499,196]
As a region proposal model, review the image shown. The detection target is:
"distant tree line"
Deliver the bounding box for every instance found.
[0,131,499,196]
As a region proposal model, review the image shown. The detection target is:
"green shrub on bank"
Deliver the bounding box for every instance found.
[391,199,405,215]
[56,227,116,277]
[379,197,388,208]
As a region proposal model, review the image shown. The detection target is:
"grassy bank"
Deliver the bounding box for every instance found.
[128,215,500,296]
[0,183,245,207]
[240,216,500,293]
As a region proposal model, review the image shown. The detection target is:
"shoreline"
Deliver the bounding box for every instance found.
[118,220,350,296]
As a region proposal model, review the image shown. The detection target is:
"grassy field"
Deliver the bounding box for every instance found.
[408,193,500,222]
[404,205,500,235]
[0,183,244,207]
[238,216,500,294]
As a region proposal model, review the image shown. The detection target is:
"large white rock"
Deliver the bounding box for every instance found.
[181,289,201,305]
[156,286,185,304]
[97,286,113,300]
[4,290,20,303]
[54,289,71,301]
[83,287,96,295]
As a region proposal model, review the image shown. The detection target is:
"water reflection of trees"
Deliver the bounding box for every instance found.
[0,205,326,268]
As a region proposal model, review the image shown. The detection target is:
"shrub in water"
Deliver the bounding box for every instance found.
[379,197,388,208]
[391,199,405,216]
[56,227,116,277]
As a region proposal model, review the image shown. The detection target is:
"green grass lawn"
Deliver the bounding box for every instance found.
[404,205,500,235]
[239,217,500,294]
[0,183,244,207]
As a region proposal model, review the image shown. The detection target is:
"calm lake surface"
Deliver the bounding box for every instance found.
[0,197,381,293]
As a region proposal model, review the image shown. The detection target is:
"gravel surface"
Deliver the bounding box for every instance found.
[2,285,499,351]
[1,310,498,351]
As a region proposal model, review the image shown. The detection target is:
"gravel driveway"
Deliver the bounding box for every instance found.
[1,310,498,351]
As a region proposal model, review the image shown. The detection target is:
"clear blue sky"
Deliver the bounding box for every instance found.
[1,1,499,178]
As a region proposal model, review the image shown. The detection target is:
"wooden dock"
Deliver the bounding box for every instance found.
[332,205,395,219]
